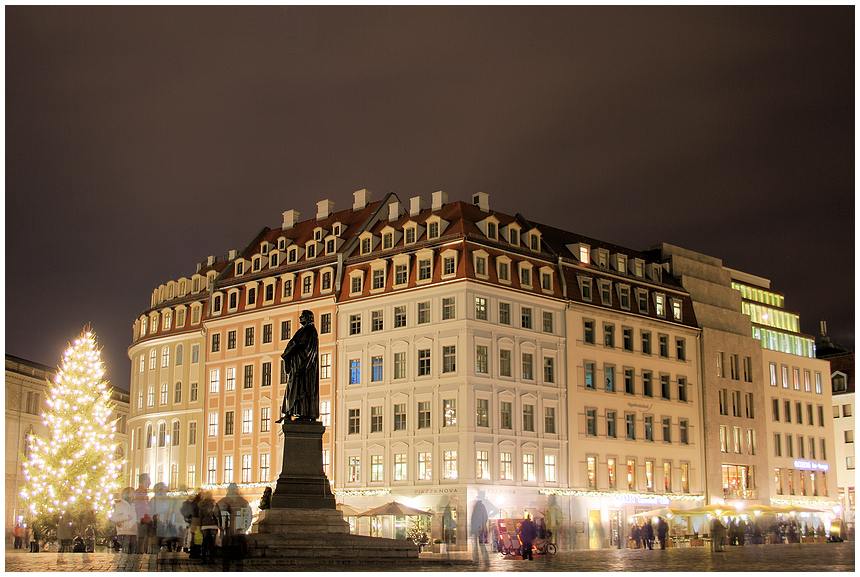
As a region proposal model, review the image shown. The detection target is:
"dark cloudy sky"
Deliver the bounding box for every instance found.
[6,6,854,389]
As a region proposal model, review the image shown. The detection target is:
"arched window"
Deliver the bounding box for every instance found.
[148,386,155,407]
[176,344,184,365]
[162,346,170,367]
[23,428,34,459]
[172,420,180,446]
[146,423,153,448]
[170,462,179,489]
[158,422,166,447]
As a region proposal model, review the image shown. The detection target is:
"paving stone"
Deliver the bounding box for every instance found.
[3,541,854,572]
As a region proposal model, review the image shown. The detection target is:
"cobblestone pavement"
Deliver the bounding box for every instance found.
[3,541,854,572]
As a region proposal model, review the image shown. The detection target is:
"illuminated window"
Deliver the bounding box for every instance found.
[627,459,636,490]
[501,452,513,480]
[418,452,431,480]
[523,454,535,481]
[371,455,383,482]
[394,453,407,481]
[587,456,597,488]
[607,457,616,489]
[444,451,458,479]
[349,457,361,482]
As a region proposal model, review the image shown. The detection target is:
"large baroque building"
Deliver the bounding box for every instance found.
[5,355,130,540]
[126,189,840,550]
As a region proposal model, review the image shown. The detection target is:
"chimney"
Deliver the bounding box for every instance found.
[431,190,448,211]
[820,320,827,336]
[228,250,237,260]
[207,255,216,266]
[353,189,372,210]
[473,191,489,212]
[317,199,334,220]
[388,201,404,222]
[409,195,425,216]
[282,209,300,230]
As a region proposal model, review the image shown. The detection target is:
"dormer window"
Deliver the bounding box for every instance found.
[595,249,609,269]
[405,227,416,244]
[307,244,316,259]
[496,255,512,283]
[314,228,324,241]
[301,273,314,295]
[247,287,257,306]
[321,270,332,291]
[362,237,372,254]
[213,295,222,313]
[579,245,590,264]
[654,293,666,317]
[270,253,279,268]
[282,278,293,298]
[289,248,297,263]
[510,229,519,246]
[671,299,682,321]
[349,270,365,295]
[539,266,553,292]
[487,222,497,240]
[326,239,335,254]
[518,262,533,287]
[530,233,540,251]
[236,262,244,275]
[383,232,393,250]
[278,238,286,251]
[578,276,592,301]
[261,244,269,255]
[441,249,458,278]
[473,250,490,279]
[333,224,342,236]
[428,222,439,239]
[650,264,662,283]
[253,257,262,271]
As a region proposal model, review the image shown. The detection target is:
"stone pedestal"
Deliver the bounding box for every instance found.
[270,419,336,510]
[247,418,418,564]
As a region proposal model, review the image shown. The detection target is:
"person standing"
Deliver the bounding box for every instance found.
[13,524,22,549]
[518,515,537,561]
[631,523,640,549]
[642,519,654,550]
[111,488,138,554]
[56,513,73,552]
[22,526,30,551]
[657,517,669,549]
[196,491,221,564]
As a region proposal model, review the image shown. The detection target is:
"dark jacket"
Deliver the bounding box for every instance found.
[518,518,538,543]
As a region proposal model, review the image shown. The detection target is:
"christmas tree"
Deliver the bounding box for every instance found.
[20,326,123,538]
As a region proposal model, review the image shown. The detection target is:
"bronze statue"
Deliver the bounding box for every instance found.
[276,309,319,422]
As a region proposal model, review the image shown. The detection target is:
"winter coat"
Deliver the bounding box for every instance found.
[111,499,138,536]
[518,518,538,543]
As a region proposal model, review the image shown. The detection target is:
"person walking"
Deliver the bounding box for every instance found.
[56,513,73,553]
[196,490,221,564]
[657,517,669,549]
[22,526,30,551]
[518,514,538,561]
[29,526,40,553]
[631,524,640,549]
[110,487,138,554]
[13,524,22,549]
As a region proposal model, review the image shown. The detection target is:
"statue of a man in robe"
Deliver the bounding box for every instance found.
[276,310,319,422]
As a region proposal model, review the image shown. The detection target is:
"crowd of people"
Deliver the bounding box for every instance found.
[107,474,252,568]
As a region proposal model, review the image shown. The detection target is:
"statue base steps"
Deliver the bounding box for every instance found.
[247,508,419,562]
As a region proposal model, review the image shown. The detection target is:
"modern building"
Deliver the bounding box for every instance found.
[816,325,854,537]
[5,354,130,540]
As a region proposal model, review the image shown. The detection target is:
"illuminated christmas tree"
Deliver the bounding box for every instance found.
[20,326,123,537]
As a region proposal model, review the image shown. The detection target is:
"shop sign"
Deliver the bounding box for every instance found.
[793,460,829,471]
[411,487,460,495]
[611,493,670,506]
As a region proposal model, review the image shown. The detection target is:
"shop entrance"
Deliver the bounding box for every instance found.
[588,510,602,549]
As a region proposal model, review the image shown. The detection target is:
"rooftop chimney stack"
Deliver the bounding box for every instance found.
[431,190,448,211]
[388,201,404,222]
[353,189,372,210]
[473,191,490,212]
[410,196,425,216]
[282,209,300,230]
[317,199,335,220]
[820,320,827,336]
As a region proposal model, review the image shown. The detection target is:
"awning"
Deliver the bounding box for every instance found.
[358,501,432,517]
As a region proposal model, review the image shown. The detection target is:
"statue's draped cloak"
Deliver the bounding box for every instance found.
[280,322,319,419]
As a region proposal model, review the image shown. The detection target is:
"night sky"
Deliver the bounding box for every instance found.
[6,6,854,390]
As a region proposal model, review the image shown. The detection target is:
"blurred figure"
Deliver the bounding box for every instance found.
[218,483,251,570]
[133,473,152,554]
[57,512,73,553]
[110,487,138,554]
[471,492,489,564]
[150,482,182,551]
[518,513,537,561]
[197,490,221,564]
[657,517,669,549]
